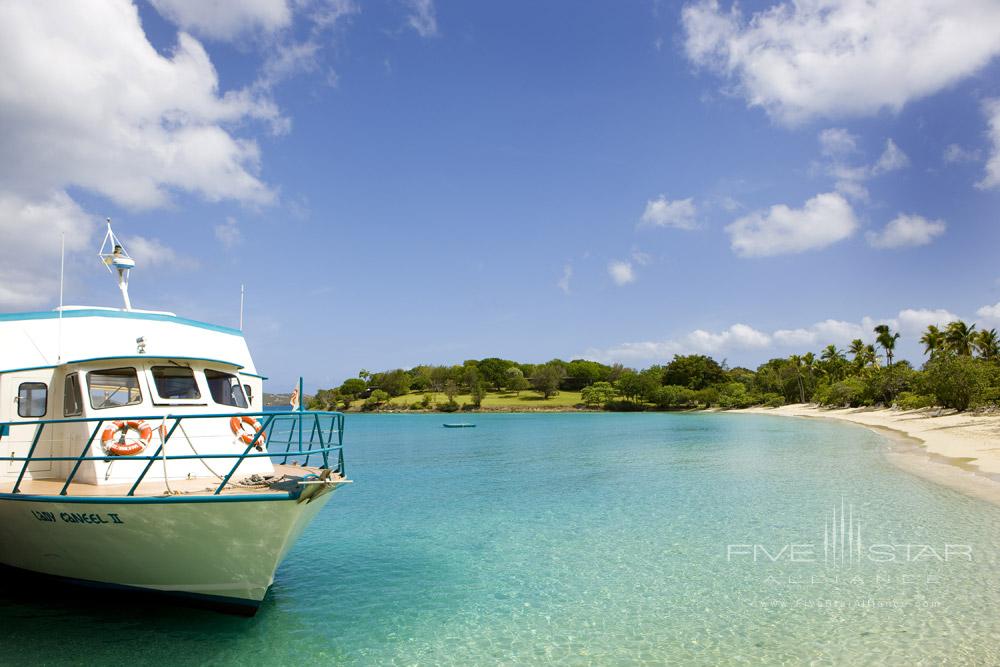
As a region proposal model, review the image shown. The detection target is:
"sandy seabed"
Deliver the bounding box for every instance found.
[731,404,1000,506]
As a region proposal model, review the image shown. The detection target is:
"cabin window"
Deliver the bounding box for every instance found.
[63,374,83,417]
[205,369,248,408]
[17,382,47,418]
[87,368,142,410]
[151,366,201,400]
[243,384,253,403]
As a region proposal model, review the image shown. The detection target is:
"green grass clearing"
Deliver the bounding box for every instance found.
[372,390,585,410]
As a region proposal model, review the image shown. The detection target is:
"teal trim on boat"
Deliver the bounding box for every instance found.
[0,492,295,504]
[1,358,260,377]
[443,423,476,428]
[68,355,244,369]
[0,309,243,337]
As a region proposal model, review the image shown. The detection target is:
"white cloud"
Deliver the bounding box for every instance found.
[252,1,357,93]
[639,196,698,230]
[127,236,188,268]
[977,303,1000,320]
[977,98,1000,190]
[587,323,770,362]
[682,0,1000,125]
[897,308,958,335]
[557,264,572,294]
[687,324,771,352]
[872,139,910,175]
[866,213,946,249]
[725,192,857,257]
[150,0,292,40]
[819,134,909,201]
[631,250,652,266]
[586,309,960,363]
[0,1,277,210]
[0,1,283,306]
[0,192,94,308]
[215,217,243,249]
[608,260,635,286]
[828,164,872,201]
[818,128,859,157]
[405,0,438,37]
[943,143,981,164]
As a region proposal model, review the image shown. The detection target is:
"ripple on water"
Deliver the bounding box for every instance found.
[0,412,998,665]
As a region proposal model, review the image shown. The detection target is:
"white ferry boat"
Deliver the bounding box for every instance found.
[0,222,349,614]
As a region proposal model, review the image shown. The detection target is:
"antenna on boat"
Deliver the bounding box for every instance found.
[57,233,65,363]
[98,218,136,311]
[239,283,245,331]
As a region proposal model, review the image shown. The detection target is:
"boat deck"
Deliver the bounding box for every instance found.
[0,463,345,498]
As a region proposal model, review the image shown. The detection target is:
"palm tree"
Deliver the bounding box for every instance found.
[873,324,901,401]
[873,324,900,367]
[848,339,866,368]
[819,344,846,380]
[945,320,977,356]
[820,344,843,363]
[975,328,1000,361]
[865,344,879,368]
[920,325,945,357]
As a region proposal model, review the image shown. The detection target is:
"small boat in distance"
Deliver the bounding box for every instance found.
[0,221,350,614]
[443,423,476,428]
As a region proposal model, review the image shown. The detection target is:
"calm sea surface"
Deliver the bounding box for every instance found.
[2,413,1000,665]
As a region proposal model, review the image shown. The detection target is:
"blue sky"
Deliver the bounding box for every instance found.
[2,1,1000,389]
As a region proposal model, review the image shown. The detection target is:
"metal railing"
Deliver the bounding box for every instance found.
[0,410,345,497]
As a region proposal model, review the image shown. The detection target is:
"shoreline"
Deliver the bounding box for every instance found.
[730,404,1000,506]
[345,403,1000,506]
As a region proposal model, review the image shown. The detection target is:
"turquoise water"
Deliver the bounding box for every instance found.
[3,413,1000,665]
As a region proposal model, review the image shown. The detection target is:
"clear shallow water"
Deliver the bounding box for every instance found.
[2,413,1000,665]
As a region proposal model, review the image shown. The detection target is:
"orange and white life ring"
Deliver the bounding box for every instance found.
[230,415,267,451]
[100,420,153,457]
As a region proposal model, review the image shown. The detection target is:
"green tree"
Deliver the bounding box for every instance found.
[788,355,807,403]
[505,367,529,394]
[924,355,989,411]
[607,363,627,383]
[478,358,514,391]
[469,379,488,408]
[848,339,876,370]
[339,378,367,400]
[364,389,389,409]
[430,366,452,392]
[662,355,725,389]
[945,320,977,356]
[717,382,758,409]
[974,328,1000,361]
[873,324,900,367]
[371,369,411,397]
[651,385,696,409]
[563,360,611,391]
[920,325,945,358]
[581,381,617,407]
[615,371,645,403]
[531,362,566,399]
[308,388,340,411]
[727,367,756,390]
[874,324,901,400]
[819,344,848,381]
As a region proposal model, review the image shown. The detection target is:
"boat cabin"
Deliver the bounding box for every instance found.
[0,308,272,490]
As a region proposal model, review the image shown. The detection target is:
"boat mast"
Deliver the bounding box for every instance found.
[97,218,136,311]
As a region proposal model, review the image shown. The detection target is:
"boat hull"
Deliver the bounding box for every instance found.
[0,490,335,613]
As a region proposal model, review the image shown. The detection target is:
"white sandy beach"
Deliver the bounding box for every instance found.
[734,404,1000,505]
